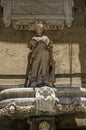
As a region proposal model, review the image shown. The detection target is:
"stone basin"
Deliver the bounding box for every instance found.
[0,86,86,119]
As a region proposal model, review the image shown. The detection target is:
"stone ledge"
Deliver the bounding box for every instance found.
[0,86,86,119]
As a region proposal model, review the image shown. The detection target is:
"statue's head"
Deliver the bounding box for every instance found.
[35,22,45,36]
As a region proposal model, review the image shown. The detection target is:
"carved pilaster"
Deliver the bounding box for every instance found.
[1,0,11,27]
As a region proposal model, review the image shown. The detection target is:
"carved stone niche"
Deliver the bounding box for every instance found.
[1,0,74,30]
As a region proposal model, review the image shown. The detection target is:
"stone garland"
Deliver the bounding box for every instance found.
[0,100,86,118]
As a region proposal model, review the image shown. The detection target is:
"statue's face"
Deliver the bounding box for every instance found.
[35,27,44,36]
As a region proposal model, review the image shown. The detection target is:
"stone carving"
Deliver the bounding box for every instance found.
[36,86,59,112]
[8,103,16,114]
[24,22,55,88]
[0,98,86,118]
[57,101,86,114]
[0,101,35,118]
[39,121,50,130]
[0,87,86,118]
[1,0,74,30]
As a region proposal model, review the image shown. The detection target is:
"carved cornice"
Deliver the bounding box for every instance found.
[12,20,65,30]
[1,0,74,30]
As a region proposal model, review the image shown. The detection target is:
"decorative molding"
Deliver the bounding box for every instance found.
[0,86,86,118]
[0,101,35,118]
[0,100,86,118]
[12,20,65,30]
[56,99,86,113]
[1,0,74,30]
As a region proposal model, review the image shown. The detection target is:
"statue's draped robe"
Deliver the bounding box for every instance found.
[25,40,55,87]
[29,41,50,85]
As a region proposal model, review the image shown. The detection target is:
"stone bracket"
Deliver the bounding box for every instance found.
[1,0,12,27]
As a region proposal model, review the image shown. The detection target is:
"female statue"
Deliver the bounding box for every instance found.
[24,22,55,88]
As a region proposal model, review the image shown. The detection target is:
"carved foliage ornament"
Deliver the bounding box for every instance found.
[39,121,50,130]
[0,102,35,118]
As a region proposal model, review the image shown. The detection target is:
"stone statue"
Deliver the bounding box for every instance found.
[24,22,55,88]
